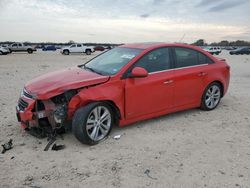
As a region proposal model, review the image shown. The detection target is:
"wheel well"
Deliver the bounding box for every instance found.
[85,49,91,52]
[27,48,32,51]
[102,100,121,125]
[212,81,224,97]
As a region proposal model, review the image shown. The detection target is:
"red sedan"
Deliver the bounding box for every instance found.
[16,43,230,145]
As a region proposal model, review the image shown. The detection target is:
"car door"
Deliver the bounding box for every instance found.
[172,47,208,107]
[125,47,174,119]
[70,44,77,52]
[11,43,18,51]
[18,43,23,51]
[76,44,82,53]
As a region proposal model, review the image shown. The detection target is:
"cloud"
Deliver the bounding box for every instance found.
[0,0,250,42]
[140,13,150,18]
[196,0,249,12]
[196,0,221,7]
[152,0,165,4]
[208,0,248,12]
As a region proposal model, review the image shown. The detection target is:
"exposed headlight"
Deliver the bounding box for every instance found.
[20,88,35,99]
[54,104,67,124]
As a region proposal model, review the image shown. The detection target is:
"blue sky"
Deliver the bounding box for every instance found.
[0,0,249,43]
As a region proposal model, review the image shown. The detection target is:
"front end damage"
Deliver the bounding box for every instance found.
[16,88,77,138]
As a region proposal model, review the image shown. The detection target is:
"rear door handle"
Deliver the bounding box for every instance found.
[198,72,207,77]
[163,80,173,84]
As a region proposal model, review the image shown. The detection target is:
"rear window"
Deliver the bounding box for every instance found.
[174,47,213,68]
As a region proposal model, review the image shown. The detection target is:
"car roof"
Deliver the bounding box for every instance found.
[120,42,198,50]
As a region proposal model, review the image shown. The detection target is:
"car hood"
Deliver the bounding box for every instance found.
[25,67,110,100]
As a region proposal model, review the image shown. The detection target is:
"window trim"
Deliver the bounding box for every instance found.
[172,47,214,69]
[122,47,174,78]
[149,63,209,75]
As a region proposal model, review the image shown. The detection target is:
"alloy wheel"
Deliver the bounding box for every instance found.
[86,106,111,142]
[205,85,221,109]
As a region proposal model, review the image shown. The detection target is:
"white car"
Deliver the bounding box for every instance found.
[61,44,95,55]
[0,46,10,55]
[203,47,221,55]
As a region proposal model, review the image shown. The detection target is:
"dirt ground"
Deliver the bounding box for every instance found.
[0,50,250,188]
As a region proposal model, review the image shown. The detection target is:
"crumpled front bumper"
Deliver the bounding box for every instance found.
[16,97,36,129]
[16,94,63,130]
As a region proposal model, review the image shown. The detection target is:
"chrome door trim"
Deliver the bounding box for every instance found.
[148,64,209,75]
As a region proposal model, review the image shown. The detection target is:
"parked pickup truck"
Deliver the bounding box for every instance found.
[60,44,95,55]
[203,47,221,55]
[8,43,36,54]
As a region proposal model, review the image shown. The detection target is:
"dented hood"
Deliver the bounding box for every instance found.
[25,67,109,99]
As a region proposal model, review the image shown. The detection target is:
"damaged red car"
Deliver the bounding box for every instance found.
[16,43,230,145]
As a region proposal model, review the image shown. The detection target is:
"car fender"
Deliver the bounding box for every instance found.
[203,67,228,96]
[68,80,125,120]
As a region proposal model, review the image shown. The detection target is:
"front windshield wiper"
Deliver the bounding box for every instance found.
[82,64,103,75]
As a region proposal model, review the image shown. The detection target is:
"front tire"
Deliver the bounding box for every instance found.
[72,102,114,145]
[63,50,69,55]
[27,49,33,54]
[200,82,222,111]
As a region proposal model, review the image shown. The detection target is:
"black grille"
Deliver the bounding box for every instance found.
[18,98,28,111]
[23,89,33,99]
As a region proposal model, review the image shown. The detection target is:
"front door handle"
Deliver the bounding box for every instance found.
[163,80,173,84]
[198,72,207,77]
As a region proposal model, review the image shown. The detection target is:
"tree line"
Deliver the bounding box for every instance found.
[1,39,250,47]
[192,39,250,46]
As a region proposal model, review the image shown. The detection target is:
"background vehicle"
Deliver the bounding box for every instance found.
[203,47,221,55]
[0,46,10,55]
[105,46,112,50]
[94,46,105,51]
[61,44,95,55]
[229,47,250,55]
[42,45,57,51]
[8,43,36,53]
[16,43,230,145]
[225,46,237,50]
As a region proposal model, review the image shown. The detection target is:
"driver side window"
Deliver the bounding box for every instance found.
[133,48,171,73]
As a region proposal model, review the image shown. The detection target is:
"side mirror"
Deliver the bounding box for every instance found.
[130,67,148,78]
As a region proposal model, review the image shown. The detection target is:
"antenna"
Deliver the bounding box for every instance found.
[179,34,186,43]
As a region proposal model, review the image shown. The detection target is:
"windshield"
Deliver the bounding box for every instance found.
[82,47,142,75]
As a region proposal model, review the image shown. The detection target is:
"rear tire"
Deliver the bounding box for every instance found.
[27,49,33,54]
[72,102,114,145]
[200,82,222,111]
[85,49,91,55]
[0,51,3,55]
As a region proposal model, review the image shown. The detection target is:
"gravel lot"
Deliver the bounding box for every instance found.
[0,50,250,188]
